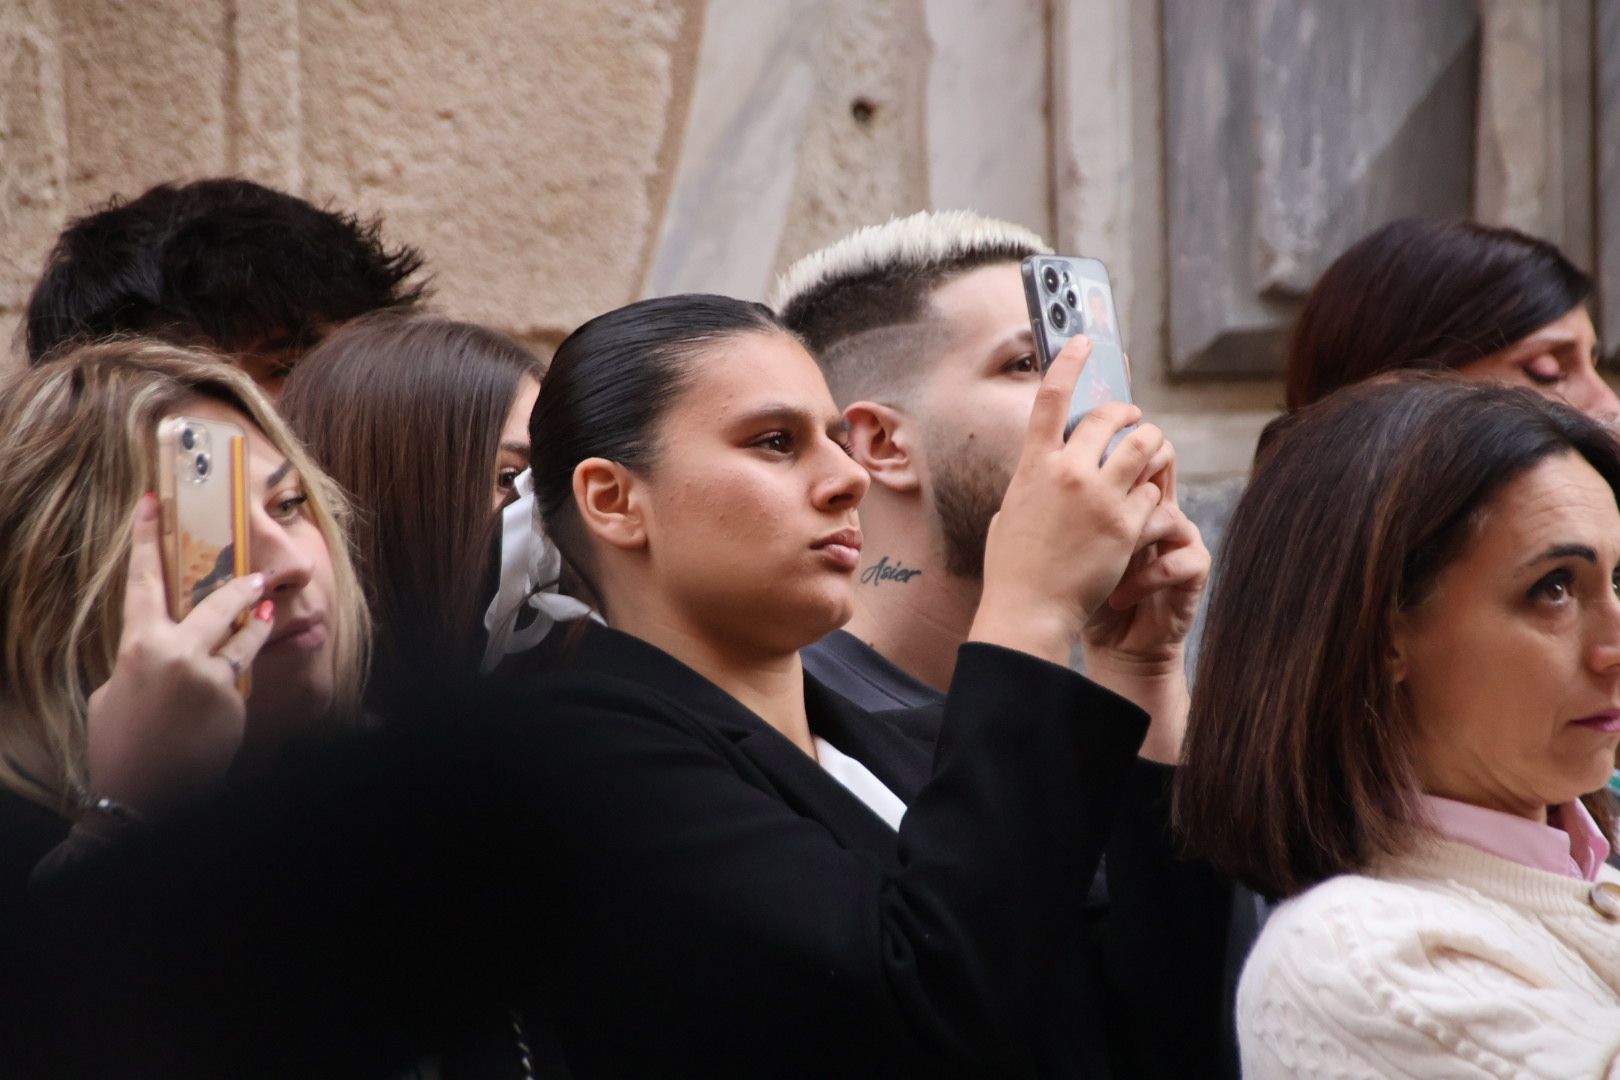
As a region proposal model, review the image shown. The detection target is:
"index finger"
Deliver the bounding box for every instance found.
[121,494,172,631]
[1024,335,1094,455]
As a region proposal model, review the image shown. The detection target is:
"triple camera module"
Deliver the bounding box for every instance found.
[1039,262,1082,336]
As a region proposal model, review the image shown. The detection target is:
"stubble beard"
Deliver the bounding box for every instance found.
[928,437,1014,582]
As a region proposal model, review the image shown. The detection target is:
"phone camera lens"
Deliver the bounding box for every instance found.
[180,427,197,451]
[1064,288,1079,308]
[194,453,211,478]
[1041,266,1060,293]
[1049,303,1068,332]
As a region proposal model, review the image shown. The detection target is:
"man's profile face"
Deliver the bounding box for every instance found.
[910,262,1043,578]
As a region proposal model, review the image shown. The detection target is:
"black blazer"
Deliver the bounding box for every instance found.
[501,623,1148,1078]
[2,625,1149,1078]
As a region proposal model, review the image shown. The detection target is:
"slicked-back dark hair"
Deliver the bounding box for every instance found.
[24,178,429,365]
[1285,218,1591,410]
[1177,374,1620,899]
[530,294,788,603]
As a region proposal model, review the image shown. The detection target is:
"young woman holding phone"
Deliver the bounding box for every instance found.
[0,341,367,900]
[491,293,1207,1077]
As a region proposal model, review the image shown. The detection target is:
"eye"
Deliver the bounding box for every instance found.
[753,431,794,455]
[1529,567,1574,604]
[1522,354,1563,386]
[1005,353,1038,375]
[496,468,522,491]
[270,490,309,522]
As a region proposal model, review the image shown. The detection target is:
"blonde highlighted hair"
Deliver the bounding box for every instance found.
[0,340,369,813]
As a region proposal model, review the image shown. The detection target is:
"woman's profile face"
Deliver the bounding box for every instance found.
[1458,306,1620,422]
[1394,452,1620,817]
[494,375,540,509]
[633,331,869,653]
[181,398,339,749]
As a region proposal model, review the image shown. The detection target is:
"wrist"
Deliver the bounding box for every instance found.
[1081,651,1189,765]
[75,793,151,840]
[968,603,1075,667]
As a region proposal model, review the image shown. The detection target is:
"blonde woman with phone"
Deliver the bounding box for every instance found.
[0,340,368,899]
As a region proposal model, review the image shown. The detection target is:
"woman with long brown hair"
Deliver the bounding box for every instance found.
[280,315,543,716]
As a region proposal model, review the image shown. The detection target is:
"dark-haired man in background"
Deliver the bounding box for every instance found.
[22,177,430,395]
[776,209,1235,1079]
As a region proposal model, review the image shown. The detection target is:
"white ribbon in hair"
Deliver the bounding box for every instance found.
[480,468,599,673]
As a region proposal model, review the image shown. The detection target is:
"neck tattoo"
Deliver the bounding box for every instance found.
[860,554,924,586]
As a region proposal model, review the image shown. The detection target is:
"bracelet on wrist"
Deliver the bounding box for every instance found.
[80,794,150,831]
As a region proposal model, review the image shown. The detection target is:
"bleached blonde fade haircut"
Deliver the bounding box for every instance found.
[772,210,1050,407]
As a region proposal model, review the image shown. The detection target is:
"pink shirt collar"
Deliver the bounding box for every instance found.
[1421,794,1611,882]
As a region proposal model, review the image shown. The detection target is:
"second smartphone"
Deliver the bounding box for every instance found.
[1020,254,1133,438]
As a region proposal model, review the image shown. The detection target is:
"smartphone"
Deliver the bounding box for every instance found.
[156,415,251,692]
[1021,254,1134,439]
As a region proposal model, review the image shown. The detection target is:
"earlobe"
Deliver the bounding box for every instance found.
[845,401,921,494]
[572,458,646,551]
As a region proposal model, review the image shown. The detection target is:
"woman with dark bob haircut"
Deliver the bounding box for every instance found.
[1285,218,1620,420]
[1178,375,1620,1076]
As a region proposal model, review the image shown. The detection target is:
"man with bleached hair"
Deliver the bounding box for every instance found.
[777,210,1236,1079]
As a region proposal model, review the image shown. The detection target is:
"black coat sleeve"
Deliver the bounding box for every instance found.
[0,644,1146,1079]
[517,643,1147,1078]
[1097,760,1236,1079]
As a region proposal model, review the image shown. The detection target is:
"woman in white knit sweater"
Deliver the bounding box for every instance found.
[1177,375,1620,1079]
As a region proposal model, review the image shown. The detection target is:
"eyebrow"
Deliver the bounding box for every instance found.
[499,441,530,454]
[267,460,294,488]
[733,404,849,440]
[997,327,1035,352]
[1523,543,1599,568]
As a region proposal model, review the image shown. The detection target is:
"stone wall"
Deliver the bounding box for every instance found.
[3,0,1612,477]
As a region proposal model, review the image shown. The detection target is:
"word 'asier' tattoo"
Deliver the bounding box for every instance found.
[860,555,923,586]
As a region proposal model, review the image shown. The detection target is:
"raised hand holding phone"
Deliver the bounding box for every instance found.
[969,334,1167,668]
[84,495,275,816]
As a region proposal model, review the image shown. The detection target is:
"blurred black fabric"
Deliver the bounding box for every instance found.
[0,623,1235,1078]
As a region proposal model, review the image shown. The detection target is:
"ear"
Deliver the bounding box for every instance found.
[845,401,921,494]
[1386,614,1411,685]
[571,457,647,552]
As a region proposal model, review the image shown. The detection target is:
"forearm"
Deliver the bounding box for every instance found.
[1079,647,1188,764]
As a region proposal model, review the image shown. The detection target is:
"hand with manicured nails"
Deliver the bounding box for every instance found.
[85,494,277,816]
[968,334,1168,668]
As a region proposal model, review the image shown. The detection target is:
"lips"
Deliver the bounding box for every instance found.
[1571,710,1620,733]
[811,528,863,573]
[264,612,328,653]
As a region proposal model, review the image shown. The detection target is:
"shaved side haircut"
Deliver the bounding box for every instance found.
[772,210,1049,406]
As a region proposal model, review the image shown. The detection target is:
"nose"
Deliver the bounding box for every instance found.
[813,440,870,513]
[1570,368,1620,424]
[1587,588,1620,678]
[250,509,315,598]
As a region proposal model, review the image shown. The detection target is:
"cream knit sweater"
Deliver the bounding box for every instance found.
[1237,838,1620,1078]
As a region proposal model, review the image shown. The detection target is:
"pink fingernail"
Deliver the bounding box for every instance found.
[136,494,158,520]
[248,573,265,591]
